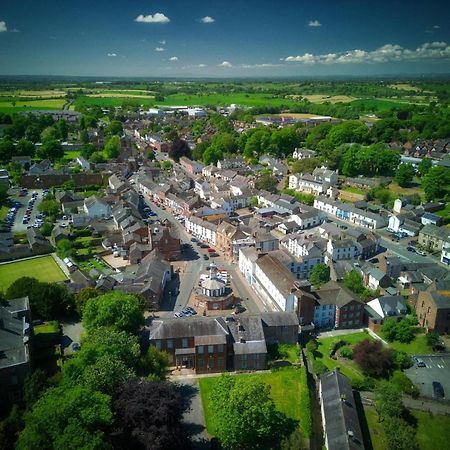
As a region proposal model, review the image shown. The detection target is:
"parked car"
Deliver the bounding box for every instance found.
[414,357,426,368]
[203,254,209,260]
[209,252,219,257]
[416,249,427,256]
[207,248,215,253]
[432,381,445,399]
[407,246,416,253]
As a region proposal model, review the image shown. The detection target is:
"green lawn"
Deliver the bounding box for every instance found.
[413,411,450,450]
[314,332,373,382]
[74,95,156,109]
[435,203,450,220]
[0,98,66,114]
[379,329,432,355]
[0,256,67,290]
[350,98,428,111]
[199,367,311,437]
[64,150,81,160]
[364,406,450,450]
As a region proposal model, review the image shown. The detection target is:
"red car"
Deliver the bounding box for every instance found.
[207,248,215,253]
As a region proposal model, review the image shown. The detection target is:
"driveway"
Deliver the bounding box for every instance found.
[175,377,209,450]
[61,320,84,354]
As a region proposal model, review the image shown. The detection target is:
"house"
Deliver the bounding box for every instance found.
[27,228,53,254]
[180,156,203,175]
[184,215,218,245]
[51,224,69,245]
[152,227,182,261]
[83,195,111,219]
[418,224,450,252]
[148,312,299,373]
[365,295,407,331]
[364,268,391,291]
[416,283,450,333]
[0,297,31,413]
[29,159,52,175]
[421,212,442,227]
[293,148,314,159]
[441,241,450,266]
[76,156,91,171]
[320,370,365,450]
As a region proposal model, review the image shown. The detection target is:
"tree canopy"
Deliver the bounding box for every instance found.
[82,291,144,334]
[353,339,393,378]
[308,263,330,288]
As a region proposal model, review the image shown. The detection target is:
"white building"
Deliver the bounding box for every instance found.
[83,196,111,219]
[184,216,217,245]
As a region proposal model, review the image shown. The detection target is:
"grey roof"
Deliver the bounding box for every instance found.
[149,317,229,340]
[320,370,365,450]
[260,312,299,327]
[377,295,407,317]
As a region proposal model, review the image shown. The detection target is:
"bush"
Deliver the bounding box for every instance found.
[391,371,419,398]
[312,360,329,376]
[351,376,376,391]
[353,339,394,378]
[340,346,353,359]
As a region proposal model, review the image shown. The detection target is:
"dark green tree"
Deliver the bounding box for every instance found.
[308,263,330,287]
[395,164,415,187]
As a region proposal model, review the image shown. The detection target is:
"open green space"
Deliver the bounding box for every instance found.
[314,332,372,382]
[199,367,311,437]
[364,405,450,450]
[380,329,432,356]
[0,255,67,291]
[413,410,450,450]
[0,98,66,114]
[74,95,155,109]
[64,150,81,160]
[350,98,422,111]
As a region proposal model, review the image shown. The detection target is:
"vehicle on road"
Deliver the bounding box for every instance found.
[416,249,427,256]
[203,254,209,260]
[407,246,416,252]
[200,243,209,248]
[414,357,426,367]
[207,248,215,253]
[209,252,219,257]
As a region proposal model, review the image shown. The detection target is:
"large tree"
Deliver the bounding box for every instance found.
[422,166,450,201]
[17,386,112,450]
[103,135,121,159]
[169,139,191,162]
[209,375,294,449]
[353,340,393,378]
[82,291,144,334]
[395,164,415,188]
[112,380,189,450]
[308,263,330,288]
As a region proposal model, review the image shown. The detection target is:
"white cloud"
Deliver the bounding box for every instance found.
[284,41,450,64]
[169,56,178,61]
[200,16,215,23]
[159,40,166,44]
[239,63,283,69]
[107,53,117,57]
[135,13,170,24]
[197,64,206,68]
[155,47,165,52]
[0,21,7,33]
[308,20,322,27]
[433,25,441,29]
[218,61,233,67]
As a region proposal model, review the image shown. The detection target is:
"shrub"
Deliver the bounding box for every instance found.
[312,360,329,376]
[353,339,393,378]
[340,346,353,359]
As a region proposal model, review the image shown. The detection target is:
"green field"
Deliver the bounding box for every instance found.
[314,332,372,382]
[0,255,67,290]
[0,98,66,114]
[199,367,311,437]
[74,95,155,109]
[381,329,432,356]
[350,98,421,111]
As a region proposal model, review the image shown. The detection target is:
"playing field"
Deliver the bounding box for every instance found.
[0,255,67,290]
[0,98,66,114]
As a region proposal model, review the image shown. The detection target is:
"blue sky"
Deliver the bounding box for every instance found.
[0,0,449,77]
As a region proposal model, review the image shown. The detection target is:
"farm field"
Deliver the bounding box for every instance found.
[350,98,427,111]
[302,94,357,103]
[86,92,154,99]
[199,367,311,437]
[74,95,155,109]
[0,90,67,98]
[269,112,333,119]
[0,255,67,290]
[0,98,66,114]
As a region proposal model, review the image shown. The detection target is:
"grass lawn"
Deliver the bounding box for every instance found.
[34,321,59,335]
[386,181,424,199]
[64,150,81,160]
[199,367,311,437]
[74,95,155,109]
[0,98,66,114]
[435,203,450,220]
[383,330,432,355]
[0,255,67,290]
[315,332,372,382]
[350,98,421,111]
[363,405,385,450]
[413,410,450,450]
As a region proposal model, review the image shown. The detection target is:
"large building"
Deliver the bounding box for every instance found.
[0,297,32,413]
[148,312,299,374]
[320,370,365,450]
[416,282,450,333]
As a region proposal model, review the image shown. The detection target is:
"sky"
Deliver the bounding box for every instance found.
[0,0,449,78]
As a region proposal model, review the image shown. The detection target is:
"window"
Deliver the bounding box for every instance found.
[182,338,188,348]
[218,344,224,353]
[197,358,204,367]
[167,339,173,349]
[197,345,204,354]
[208,345,214,354]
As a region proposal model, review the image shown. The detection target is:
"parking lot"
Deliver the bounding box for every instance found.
[10,188,46,233]
[405,354,450,401]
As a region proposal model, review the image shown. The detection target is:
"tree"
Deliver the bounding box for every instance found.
[108,120,123,136]
[16,138,35,157]
[139,346,169,380]
[422,166,450,201]
[57,238,75,259]
[308,263,330,287]
[291,157,321,174]
[425,332,441,350]
[305,339,318,355]
[37,139,64,160]
[74,287,101,315]
[374,381,404,421]
[383,417,418,450]
[343,270,365,295]
[23,369,48,408]
[209,375,294,450]
[55,119,69,140]
[6,277,74,319]
[353,339,393,378]
[161,160,173,170]
[17,386,112,450]
[169,139,191,162]
[0,405,23,450]
[38,199,60,216]
[112,380,189,450]
[82,291,144,334]
[256,173,278,193]
[418,158,432,177]
[395,164,415,187]
[382,317,398,342]
[0,138,15,162]
[104,135,120,159]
